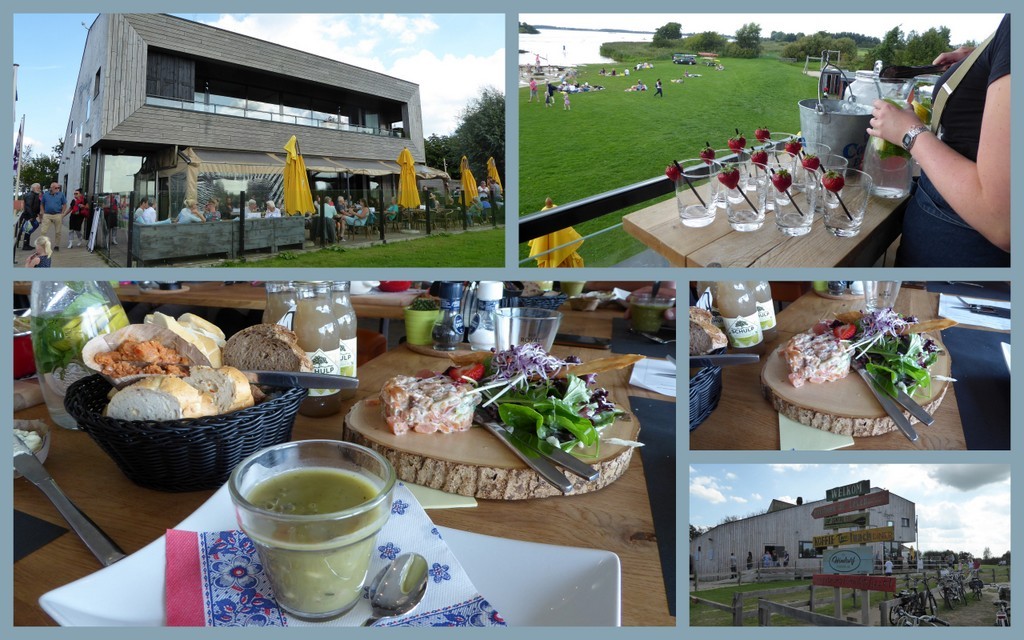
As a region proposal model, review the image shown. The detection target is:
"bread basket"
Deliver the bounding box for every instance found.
[689,347,725,431]
[64,375,306,492]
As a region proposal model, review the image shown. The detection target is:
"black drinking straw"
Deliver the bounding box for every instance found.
[674,160,706,208]
[770,168,803,216]
[834,191,855,221]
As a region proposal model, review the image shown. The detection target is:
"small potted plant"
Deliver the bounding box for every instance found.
[404,296,440,346]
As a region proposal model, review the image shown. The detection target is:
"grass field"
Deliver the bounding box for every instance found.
[218,228,504,268]
[519,56,817,266]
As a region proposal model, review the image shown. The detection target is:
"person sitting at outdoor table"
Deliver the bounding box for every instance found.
[313,196,338,243]
[867,13,1009,267]
[244,199,262,219]
[134,197,170,224]
[385,197,401,224]
[176,198,206,224]
[466,196,484,224]
[203,199,221,222]
[264,200,283,217]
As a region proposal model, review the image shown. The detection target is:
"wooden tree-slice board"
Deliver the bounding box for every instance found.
[343,399,639,500]
[760,336,951,437]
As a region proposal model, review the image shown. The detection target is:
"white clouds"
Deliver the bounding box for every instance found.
[690,475,728,504]
[725,472,736,480]
[197,14,502,137]
[729,496,748,504]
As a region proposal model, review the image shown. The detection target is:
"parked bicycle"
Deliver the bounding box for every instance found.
[993,585,1011,626]
[892,606,951,627]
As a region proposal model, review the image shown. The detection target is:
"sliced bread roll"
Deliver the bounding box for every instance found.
[222,324,312,372]
[690,306,728,356]
[145,312,223,367]
[184,366,254,413]
[106,376,218,421]
[178,313,227,347]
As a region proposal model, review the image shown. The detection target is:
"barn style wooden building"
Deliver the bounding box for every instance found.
[690,488,917,578]
[59,13,443,217]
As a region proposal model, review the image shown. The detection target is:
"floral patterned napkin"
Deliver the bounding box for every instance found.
[165,482,506,627]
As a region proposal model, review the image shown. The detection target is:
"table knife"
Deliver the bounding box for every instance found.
[503,425,599,481]
[956,296,1011,319]
[13,434,127,566]
[473,413,572,493]
[240,370,359,389]
[851,367,919,442]
[689,354,760,368]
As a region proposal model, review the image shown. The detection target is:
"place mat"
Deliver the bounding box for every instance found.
[938,294,1010,331]
[14,510,68,562]
[611,318,673,359]
[629,396,676,617]
[927,281,1011,301]
[165,482,505,627]
[941,327,1010,450]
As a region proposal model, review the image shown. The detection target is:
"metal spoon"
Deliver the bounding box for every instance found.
[362,552,429,626]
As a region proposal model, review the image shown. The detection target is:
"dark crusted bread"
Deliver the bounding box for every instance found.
[690,307,728,356]
[222,324,312,372]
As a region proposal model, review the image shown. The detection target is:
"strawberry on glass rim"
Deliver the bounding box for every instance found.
[769,168,793,193]
[727,129,746,153]
[665,163,681,181]
[801,154,821,171]
[717,165,741,190]
[699,142,715,164]
[822,170,845,193]
[750,147,769,169]
[784,139,802,155]
[754,126,771,143]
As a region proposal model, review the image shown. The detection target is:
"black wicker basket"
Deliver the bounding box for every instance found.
[689,348,725,431]
[65,375,307,492]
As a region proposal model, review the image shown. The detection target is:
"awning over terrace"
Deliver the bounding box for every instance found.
[186,148,449,180]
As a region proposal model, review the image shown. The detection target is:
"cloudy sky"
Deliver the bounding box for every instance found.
[13,13,504,155]
[690,464,1011,558]
[520,13,1002,45]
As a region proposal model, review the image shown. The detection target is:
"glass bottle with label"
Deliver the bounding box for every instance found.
[293,281,342,417]
[330,281,358,401]
[263,281,297,327]
[751,281,777,343]
[715,281,763,352]
[432,281,464,351]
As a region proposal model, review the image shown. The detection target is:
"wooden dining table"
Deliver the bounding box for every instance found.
[622,190,906,267]
[689,287,980,450]
[12,305,675,627]
[12,282,421,321]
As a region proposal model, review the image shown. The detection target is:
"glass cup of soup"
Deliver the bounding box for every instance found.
[628,294,676,333]
[228,440,396,620]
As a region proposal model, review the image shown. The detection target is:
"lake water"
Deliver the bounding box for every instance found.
[518,29,652,68]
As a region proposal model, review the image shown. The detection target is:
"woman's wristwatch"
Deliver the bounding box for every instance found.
[902,125,930,152]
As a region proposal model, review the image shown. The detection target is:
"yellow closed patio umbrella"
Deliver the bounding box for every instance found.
[459,156,477,207]
[283,135,315,215]
[486,156,502,191]
[527,200,584,267]
[397,147,421,209]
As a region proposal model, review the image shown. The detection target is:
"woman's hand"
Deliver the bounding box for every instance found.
[866,99,924,146]
[933,46,974,67]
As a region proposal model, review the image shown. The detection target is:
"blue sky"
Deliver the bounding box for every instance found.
[690,464,1011,558]
[13,13,504,156]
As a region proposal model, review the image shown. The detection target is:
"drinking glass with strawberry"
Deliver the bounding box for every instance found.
[720,159,766,232]
[821,168,873,237]
[789,141,831,194]
[672,158,722,228]
[770,168,813,236]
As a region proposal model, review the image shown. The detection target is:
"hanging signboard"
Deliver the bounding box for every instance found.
[811,490,890,519]
[826,480,870,502]
[822,547,875,574]
[813,574,896,592]
[813,526,894,548]
[823,513,870,529]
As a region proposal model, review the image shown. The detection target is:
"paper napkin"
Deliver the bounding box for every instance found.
[628,358,677,398]
[938,294,1011,332]
[165,482,505,627]
[778,413,855,450]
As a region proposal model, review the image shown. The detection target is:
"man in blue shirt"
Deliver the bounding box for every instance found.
[38,182,68,251]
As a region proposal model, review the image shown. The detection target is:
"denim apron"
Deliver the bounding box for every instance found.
[895,172,1009,267]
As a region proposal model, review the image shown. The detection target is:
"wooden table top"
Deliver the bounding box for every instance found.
[621,191,905,267]
[13,282,420,320]
[689,287,977,450]
[13,307,675,627]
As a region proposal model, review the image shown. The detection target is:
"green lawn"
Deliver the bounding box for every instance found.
[519,57,813,266]
[217,228,504,268]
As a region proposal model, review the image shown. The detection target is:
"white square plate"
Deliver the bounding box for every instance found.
[39,484,621,626]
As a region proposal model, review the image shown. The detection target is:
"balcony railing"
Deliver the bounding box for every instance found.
[145,95,404,138]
